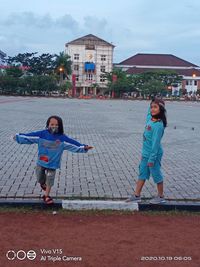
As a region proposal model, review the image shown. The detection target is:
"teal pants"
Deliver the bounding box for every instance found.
[138,156,163,184]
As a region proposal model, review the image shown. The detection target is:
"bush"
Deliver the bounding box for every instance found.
[0,75,58,95]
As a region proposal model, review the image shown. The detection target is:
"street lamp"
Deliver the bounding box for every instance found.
[192,73,196,94]
[59,67,64,85]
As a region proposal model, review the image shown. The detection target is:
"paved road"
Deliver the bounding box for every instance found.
[0,96,200,201]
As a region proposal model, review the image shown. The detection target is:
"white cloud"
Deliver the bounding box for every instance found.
[1,0,200,65]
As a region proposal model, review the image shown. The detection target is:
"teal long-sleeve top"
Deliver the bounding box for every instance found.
[142,107,164,164]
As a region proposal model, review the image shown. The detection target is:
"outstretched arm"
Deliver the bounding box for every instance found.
[63,142,93,153]
[14,130,43,144]
[63,135,86,147]
[146,106,152,124]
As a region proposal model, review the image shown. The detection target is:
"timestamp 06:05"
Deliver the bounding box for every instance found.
[141,256,192,261]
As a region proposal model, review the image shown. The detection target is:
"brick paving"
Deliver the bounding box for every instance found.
[0,96,200,201]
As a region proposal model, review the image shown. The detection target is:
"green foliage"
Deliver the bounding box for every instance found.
[7,52,56,75]
[24,75,58,93]
[196,89,200,95]
[1,51,72,95]
[6,52,72,77]
[5,66,23,78]
[55,52,72,77]
[28,54,57,75]
[104,68,182,97]
[132,70,182,95]
[0,75,58,95]
[0,75,20,94]
[104,68,135,97]
[7,52,37,66]
[59,81,72,93]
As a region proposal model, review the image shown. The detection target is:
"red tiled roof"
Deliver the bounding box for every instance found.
[126,67,200,77]
[119,53,198,67]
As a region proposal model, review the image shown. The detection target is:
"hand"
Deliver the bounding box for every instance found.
[11,135,16,141]
[84,145,93,150]
[147,162,154,167]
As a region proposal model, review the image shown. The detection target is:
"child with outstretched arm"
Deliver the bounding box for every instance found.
[14,115,93,204]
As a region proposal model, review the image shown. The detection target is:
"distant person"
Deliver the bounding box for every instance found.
[126,98,167,204]
[13,116,93,205]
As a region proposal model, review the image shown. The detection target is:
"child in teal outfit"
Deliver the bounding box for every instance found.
[126,98,167,204]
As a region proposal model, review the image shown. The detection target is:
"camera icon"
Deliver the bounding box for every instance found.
[6,250,36,261]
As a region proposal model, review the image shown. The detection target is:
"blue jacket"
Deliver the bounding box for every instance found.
[15,130,87,169]
[142,107,164,164]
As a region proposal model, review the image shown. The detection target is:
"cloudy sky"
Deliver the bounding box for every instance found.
[1,0,200,64]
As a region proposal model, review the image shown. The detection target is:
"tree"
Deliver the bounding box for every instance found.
[23,75,58,94]
[140,79,166,96]
[104,68,135,97]
[0,75,24,94]
[1,51,73,95]
[54,52,72,79]
[7,52,37,67]
[28,53,57,75]
[130,70,182,97]
[5,66,23,78]
[7,52,61,76]
[58,81,72,95]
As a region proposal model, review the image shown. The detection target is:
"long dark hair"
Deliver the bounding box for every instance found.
[151,99,167,128]
[46,115,64,134]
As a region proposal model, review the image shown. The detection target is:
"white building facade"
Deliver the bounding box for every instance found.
[65,34,114,96]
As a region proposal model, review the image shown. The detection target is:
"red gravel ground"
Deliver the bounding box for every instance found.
[0,211,199,267]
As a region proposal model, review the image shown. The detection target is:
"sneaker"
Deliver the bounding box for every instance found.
[149,196,166,204]
[125,195,141,203]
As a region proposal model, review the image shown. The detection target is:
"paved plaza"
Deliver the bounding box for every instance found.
[0,96,200,201]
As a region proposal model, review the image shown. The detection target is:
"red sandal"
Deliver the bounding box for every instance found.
[42,195,54,205]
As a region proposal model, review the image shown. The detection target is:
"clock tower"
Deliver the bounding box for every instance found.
[65,34,115,97]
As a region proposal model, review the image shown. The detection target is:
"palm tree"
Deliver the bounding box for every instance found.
[55,52,72,81]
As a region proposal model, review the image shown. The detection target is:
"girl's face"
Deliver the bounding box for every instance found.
[49,118,58,128]
[48,118,59,134]
[151,103,160,116]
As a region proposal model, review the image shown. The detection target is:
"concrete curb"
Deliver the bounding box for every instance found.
[0,199,199,212]
[62,200,138,211]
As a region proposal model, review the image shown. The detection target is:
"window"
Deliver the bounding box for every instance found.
[100,66,106,72]
[74,65,79,71]
[75,75,79,81]
[100,74,105,82]
[194,80,197,86]
[85,44,95,50]
[86,74,93,81]
[187,80,193,85]
[74,54,79,60]
[101,55,106,61]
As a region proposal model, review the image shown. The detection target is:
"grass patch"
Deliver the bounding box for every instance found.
[0,206,199,216]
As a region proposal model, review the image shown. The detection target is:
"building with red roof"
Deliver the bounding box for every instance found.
[116,53,200,94]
